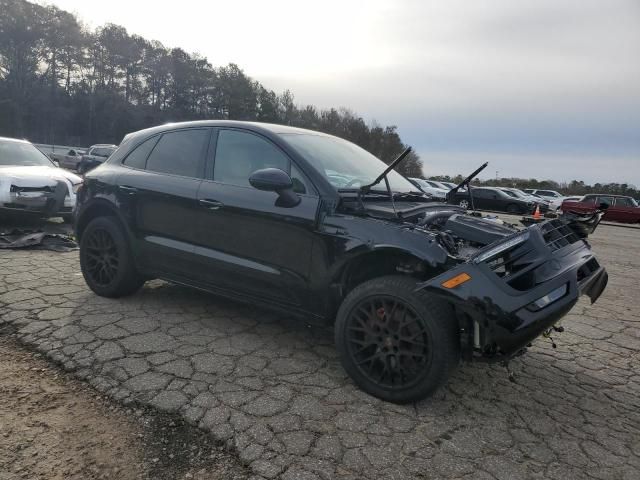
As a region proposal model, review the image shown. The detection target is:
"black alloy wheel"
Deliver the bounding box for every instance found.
[335,275,459,403]
[79,216,144,297]
[84,228,119,286]
[345,296,432,389]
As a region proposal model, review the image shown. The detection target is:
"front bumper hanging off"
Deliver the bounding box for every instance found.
[417,220,608,359]
[1,180,71,217]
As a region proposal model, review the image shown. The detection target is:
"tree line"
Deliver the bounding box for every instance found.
[431,175,640,200]
[0,0,423,176]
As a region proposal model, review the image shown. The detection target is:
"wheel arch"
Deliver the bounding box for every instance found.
[75,199,130,242]
[334,246,445,307]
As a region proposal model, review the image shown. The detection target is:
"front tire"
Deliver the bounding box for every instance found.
[506,203,520,214]
[335,275,460,403]
[458,199,469,209]
[79,216,144,297]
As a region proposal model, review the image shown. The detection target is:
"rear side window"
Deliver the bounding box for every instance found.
[615,197,634,207]
[92,147,115,157]
[214,129,289,187]
[123,136,159,169]
[146,129,209,178]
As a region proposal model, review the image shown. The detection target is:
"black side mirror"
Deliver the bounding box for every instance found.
[249,168,300,208]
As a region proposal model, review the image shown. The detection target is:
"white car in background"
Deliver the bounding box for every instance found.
[523,189,568,210]
[428,179,467,193]
[499,187,552,210]
[408,178,449,200]
[0,137,82,221]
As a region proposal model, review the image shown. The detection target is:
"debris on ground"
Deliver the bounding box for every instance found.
[0,229,77,251]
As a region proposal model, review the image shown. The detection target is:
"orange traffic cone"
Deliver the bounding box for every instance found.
[533,205,542,219]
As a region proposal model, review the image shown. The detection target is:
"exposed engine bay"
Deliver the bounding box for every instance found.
[361,202,518,260]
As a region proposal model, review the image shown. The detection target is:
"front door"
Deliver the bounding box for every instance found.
[193,128,319,307]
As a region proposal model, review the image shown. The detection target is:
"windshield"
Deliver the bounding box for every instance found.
[0,140,55,167]
[281,133,418,193]
[502,190,519,198]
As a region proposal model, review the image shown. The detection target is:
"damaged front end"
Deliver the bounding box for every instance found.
[1,179,75,218]
[416,217,607,361]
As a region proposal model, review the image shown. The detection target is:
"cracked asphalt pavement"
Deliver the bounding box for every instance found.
[1,223,639,479]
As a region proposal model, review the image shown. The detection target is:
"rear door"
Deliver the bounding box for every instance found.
[116,128,211,278]
[470,188,493,210]
[193,128,319,307]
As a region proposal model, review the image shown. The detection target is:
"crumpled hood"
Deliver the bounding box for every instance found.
[0,165,82,186]
[0,165,81,204]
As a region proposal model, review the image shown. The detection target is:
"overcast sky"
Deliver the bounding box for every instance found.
[47,0,640,185]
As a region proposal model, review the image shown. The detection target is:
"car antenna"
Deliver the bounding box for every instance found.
[358,146,413,216]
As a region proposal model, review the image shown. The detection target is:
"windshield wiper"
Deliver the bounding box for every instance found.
[357,146,413,217]
[359,147,413,195]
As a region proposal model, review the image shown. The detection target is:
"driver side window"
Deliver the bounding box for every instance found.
[214,130,289,187]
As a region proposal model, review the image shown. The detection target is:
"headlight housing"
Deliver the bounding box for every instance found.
[72,182,83,194]
[473,231,530,264]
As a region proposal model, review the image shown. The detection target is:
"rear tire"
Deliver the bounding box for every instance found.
[79,216,144,297]
[335,275,460,403]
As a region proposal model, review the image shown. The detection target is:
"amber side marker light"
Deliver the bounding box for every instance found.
[441,272,471,289]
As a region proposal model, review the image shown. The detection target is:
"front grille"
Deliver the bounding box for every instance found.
[485,244,535,279]
[577,258,599,282]
[483,220,584,292]
[540,220,580,251]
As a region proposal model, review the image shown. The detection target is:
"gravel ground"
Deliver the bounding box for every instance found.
[1,217,639,479]
[0,333,248,479]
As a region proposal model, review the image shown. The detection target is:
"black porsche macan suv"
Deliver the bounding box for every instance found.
[74,121,608,403]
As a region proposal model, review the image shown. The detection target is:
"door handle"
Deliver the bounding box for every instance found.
[199,198,224,210]
[119,185,138,194]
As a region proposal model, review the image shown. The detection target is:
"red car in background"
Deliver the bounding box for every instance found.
[561,194,640,224]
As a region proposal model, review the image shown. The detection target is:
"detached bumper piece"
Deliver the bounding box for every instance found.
[4,180,70,216]
[0,229,78,252]
[417,219,608,359]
